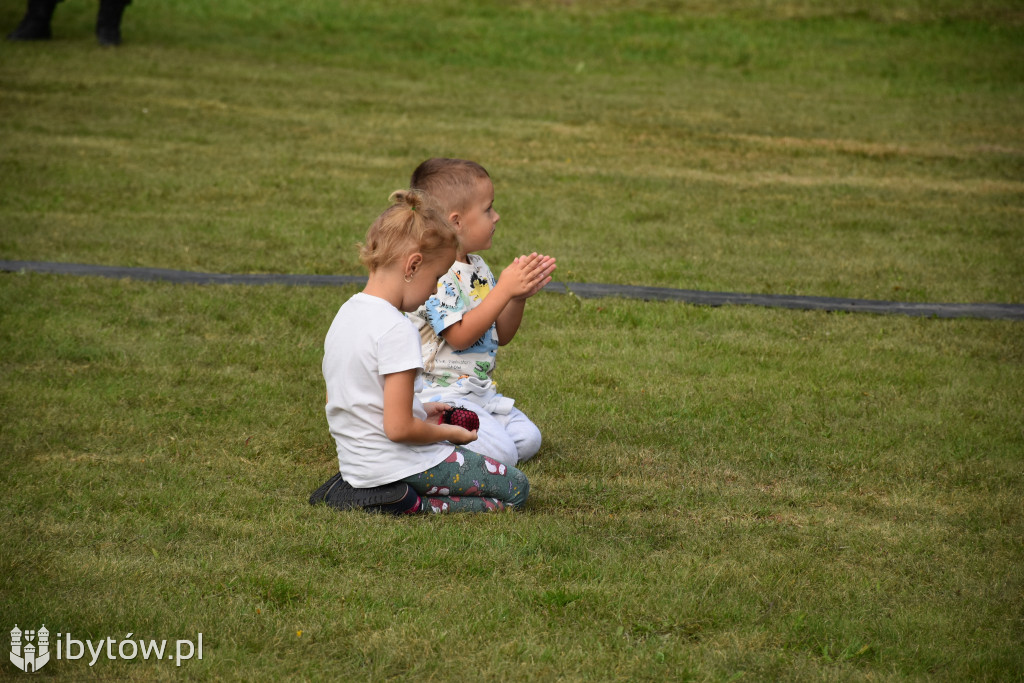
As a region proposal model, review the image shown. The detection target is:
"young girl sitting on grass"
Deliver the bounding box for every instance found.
[319,190,530,514]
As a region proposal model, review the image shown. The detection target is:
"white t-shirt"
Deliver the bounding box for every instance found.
[323,292,453,487]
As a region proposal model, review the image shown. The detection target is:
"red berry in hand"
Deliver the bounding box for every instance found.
[443,406,480,432]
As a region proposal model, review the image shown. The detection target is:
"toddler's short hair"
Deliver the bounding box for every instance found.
[410,158,491,215]
[358,189,459,272]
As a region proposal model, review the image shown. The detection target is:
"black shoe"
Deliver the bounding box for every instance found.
[309,472,419,514]
[6,0,57,41]
[7,19,50,40]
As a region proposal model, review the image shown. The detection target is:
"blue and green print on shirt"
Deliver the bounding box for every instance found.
[412,254,499,390]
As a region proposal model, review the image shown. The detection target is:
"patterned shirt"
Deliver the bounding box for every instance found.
[411,254,499,391]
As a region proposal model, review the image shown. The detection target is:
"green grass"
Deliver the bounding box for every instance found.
[2,275,1021,680]
[2,0,1022,301]
[2,1,1023,680]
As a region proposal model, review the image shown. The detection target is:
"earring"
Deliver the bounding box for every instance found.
[404,273,414,283]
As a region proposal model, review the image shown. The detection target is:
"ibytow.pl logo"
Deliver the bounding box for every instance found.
[9,625,49,673]
[9,625,203,672]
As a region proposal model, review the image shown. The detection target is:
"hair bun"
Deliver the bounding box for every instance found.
[359,188,459,272]
[388,188,425,211]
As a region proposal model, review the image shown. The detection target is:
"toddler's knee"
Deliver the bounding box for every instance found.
[515,424,543,463]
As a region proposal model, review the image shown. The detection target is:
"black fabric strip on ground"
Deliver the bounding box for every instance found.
[2,259,1022,321]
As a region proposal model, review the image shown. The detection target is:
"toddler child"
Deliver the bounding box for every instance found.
[320,190,529,514]
[408,158,556,467]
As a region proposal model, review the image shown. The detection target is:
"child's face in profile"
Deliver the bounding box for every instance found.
[400,247,457,312]
[456,178,500,258]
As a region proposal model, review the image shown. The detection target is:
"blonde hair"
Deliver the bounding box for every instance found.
[409,158,491,215]
[358,189,459,272]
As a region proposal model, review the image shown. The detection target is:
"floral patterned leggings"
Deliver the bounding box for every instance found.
[400,447,529,513]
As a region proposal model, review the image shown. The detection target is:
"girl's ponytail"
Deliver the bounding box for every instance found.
[358,189,459,271]
[388,188,424,213]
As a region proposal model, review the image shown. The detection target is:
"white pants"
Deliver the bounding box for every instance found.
[462,404,541,468]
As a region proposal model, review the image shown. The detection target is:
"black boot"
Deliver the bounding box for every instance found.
[95,0,129,46]
[6,0,59,41]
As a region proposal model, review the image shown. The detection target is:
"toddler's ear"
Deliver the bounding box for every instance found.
[448,211,461,228]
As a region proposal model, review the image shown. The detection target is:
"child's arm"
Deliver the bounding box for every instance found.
[441,253,556,351]
[382,369,477,445]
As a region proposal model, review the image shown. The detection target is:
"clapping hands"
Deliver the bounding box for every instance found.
[500,252,557,300]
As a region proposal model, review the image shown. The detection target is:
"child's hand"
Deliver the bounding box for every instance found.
[422,403,478,443]
[499,252,557,300]
[442,425,478,445]
[514,253,556,299]
[423,402,450,423]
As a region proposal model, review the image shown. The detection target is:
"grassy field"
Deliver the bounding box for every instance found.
[2,1,1023,680]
